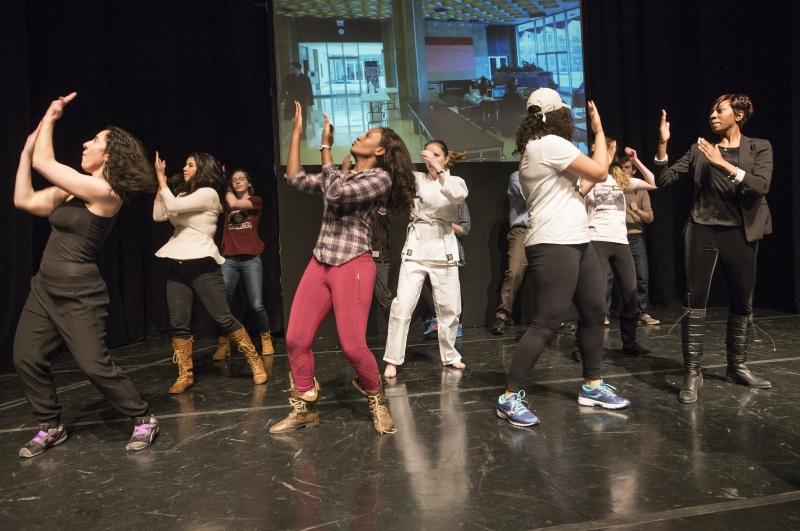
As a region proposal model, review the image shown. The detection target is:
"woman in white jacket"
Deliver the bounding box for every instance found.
[153,151,266,394]
[383,140,468,378]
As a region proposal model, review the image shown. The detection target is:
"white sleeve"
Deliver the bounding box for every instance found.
[537,135,581,172]
[439,174,468,203]
[160,187,221,214]
[627,177,657,191]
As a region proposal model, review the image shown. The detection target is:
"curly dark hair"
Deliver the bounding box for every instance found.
[168,152,227,200]
[710,93,754,128]
[377,128,416,212]
[513,106,574,155]
[103,126,156,201]
[425,139,468,169]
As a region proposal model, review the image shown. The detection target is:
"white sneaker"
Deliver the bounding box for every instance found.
[639,313,661,325]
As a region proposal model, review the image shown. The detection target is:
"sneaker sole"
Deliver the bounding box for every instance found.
[496,409,539,427]
[19,431,69,458]
[577,397,630,410]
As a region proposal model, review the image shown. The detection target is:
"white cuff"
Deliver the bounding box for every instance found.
[653,155,668,165]
[733,167,746,184]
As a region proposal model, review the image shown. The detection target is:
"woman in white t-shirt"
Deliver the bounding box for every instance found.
[584,139,656,356]
[383,139,468,378]
[496,88,631,428]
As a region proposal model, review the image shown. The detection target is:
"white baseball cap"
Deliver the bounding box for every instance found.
[526,87,570,113]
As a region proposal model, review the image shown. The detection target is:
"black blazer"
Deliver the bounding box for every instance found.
[655,135,773,242]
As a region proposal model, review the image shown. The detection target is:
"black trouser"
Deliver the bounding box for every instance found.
[13,274,149,423]
[166,258,242,338]
[592,241,639,320]
[507,243,606,391]
[684,222,758,314]
[372,261,392,318]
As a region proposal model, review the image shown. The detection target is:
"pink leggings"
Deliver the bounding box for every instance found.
[285,253,381,393]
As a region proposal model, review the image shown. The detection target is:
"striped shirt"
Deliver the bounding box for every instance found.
[286,164,392,266]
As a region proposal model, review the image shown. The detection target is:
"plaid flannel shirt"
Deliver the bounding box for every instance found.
[286,164,392,266]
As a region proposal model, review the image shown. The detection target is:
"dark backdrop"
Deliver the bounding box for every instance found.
[2,0,799,371]
[0,0,282,371]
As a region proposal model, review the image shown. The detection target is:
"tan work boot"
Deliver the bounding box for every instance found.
[211,336,230,361]
[229,328,267,384]
[260,331,275,356]
[168,337,194,394]
[352,379,395,434]
[269,376,320,433]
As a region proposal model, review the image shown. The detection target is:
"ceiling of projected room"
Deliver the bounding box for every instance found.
[274,0,579,24]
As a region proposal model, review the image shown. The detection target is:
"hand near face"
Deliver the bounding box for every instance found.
[624,147,638,161]
[154,151,167,178]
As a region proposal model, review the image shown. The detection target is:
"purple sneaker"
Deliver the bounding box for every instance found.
[126,415,159,452]
[19,423,68,458]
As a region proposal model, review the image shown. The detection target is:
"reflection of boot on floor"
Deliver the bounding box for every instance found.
[679,308,704,404]
[352,379,395,434]
[269,375,320,433]
[725,313,772,389]
[169,337,194,394]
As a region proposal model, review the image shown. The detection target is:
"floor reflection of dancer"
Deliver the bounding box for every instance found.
[211,169,275,362]
[496,89,631,428]
[153,152,266,393]
[654,93,773,403]
[584,138,656,356]
[13,93,158,456]
[383,140,468,378]
[270,102,416,434]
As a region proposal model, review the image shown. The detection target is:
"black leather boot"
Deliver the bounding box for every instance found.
[725,313,772,389]
[679,307,705,404]
[620,315,651,355]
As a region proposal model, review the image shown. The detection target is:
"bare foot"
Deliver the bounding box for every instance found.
[384,363,397,378]
[448,361,466,370]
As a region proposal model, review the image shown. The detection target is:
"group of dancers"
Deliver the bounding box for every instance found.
[11,87,774,455]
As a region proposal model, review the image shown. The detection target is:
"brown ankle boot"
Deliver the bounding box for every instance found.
[269,377,320,433]
[211,336,230,361]
[168,337,194,394]
[352,379,395,434]
[260,332,275,356]
[229,328,267,384]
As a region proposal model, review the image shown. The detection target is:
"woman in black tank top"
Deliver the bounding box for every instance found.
[12,92,159,457]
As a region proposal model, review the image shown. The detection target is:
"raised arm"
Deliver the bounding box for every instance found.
[32,92,117,206]
[653,109,694,187]
[14,127,69,217]
[284,101,325,193]
[572,100,609,193]
[625,147,657,189]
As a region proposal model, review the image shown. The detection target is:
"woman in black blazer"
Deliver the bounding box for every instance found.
[655,93,772,403]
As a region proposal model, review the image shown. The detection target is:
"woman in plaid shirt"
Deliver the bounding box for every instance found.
[270,101,416,435]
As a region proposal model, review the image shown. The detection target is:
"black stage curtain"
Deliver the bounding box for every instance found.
[0,1,281,372]
[581,0,799,313]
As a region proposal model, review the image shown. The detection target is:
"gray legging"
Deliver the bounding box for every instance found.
[506,243,606,392]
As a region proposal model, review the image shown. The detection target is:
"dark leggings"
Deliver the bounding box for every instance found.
[166,258,242,339]
[507,243,606,391]
[684,222,758,314]
[592,241,639,319]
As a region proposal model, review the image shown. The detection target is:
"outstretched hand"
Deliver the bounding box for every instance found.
[321,114,334,146]
[658,109,670,143]
[292,100,303,135]
[587,100,603,135]
[44,92,77,122]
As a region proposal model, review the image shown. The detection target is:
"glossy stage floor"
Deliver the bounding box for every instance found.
[2,305,799,530]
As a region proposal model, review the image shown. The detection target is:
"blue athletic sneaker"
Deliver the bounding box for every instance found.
[423,318,438,336]
[496,390,540,427]
[456,323,463,338]
[578,382,630,410]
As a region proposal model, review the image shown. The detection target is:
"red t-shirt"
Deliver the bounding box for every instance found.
[221,196,265,256]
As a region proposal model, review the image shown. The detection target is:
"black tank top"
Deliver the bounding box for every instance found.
[38,197,116,280]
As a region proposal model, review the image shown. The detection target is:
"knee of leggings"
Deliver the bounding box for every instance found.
[285,331,311,355]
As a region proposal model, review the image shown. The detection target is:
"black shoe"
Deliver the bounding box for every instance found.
[679,370,703,404]
[623,342,652,356]
[491,319,506,335]
[726,364,772,389]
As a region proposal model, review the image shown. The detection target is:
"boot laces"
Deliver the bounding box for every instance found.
[288,396,310,414]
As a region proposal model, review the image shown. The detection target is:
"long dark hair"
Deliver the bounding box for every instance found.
[425,139,468,169]
[103,126,156,201]
[514,106,574,155]
[376,128,416,212]
[168,152,227,200]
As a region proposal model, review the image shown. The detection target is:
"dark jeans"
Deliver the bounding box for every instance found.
[14,274,149,423]
[593,241,639,320]
[166,258,242,339]
[684,222,758,314]
[606,235,651,314]
[507,243,606,391]
[221,254,270,333]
